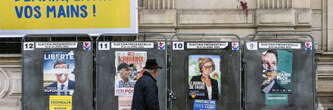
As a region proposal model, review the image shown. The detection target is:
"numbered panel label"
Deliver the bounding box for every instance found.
[23,42,35,50]
[173,42,184,50]
[98,42,110,50]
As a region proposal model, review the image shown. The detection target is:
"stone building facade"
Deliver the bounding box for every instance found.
[0,0,333,109]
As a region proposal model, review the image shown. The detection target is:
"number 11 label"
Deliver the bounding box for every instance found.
[98,42,110,50]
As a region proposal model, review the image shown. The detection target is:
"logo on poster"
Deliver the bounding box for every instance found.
[127,52,135,56]
[232,42,239,50]
[304,42,312,50]
[193,100,216,110]
[158,42,166,50]
[83,42,91,51]
[246,42,258,50]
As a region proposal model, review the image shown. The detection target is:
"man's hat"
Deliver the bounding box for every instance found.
[117,63,129,71]
[144,59,162,69]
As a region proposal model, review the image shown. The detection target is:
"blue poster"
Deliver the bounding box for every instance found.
[193,100,216,110]
[43,51,75,95]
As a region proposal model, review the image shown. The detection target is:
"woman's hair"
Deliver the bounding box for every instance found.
[198,57,215,73]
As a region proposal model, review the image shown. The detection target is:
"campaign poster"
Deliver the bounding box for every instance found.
[193,99,216,110]
[115,51,147,96]
[115,51,147,110]
[118,96,132,110]
[43,51,75,95]
[265,94,288,105]
[261,50,293,94]
[188,55,221,100]
[49,96,72,110]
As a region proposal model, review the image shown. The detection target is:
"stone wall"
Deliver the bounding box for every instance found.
[0,55,21,110]
[1,0,333,109]
[328,0,333,51]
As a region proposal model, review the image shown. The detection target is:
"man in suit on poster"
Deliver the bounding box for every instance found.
[261,50,287,94]
[45,60,75,95]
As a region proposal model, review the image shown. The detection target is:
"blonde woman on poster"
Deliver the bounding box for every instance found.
[189,55,220,100]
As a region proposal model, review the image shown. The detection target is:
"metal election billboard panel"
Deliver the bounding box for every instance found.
[0,0,138,36]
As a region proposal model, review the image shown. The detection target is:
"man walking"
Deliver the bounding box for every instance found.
[132,59,162,110]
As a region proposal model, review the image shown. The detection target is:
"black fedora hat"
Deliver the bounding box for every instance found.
[144,59,162,69]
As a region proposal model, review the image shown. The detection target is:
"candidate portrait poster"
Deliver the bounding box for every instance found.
[261,49,293,94]
[261,49,293,105]
[115,51,147,110]
[114,51,147,96]
[43,51,75,95]
[188,55,221,100]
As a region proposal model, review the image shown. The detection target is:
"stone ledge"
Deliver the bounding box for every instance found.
[139,27,176,33]
[0,54,21,58]
[317,79,333,92]
[139,8,312,29]
[256,26,296,32]
[317,52,333,55]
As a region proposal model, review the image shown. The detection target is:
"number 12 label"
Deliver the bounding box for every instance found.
[23,42,34,50]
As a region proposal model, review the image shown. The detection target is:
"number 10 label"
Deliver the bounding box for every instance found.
[173,42,184,50]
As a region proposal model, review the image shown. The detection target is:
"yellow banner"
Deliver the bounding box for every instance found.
[0,0,137,35]
[49,96,72,110]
